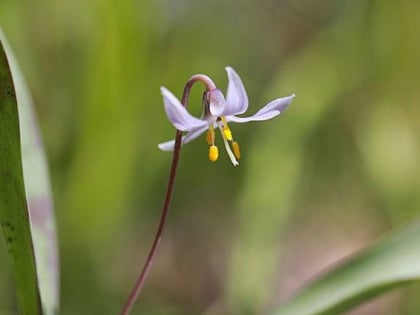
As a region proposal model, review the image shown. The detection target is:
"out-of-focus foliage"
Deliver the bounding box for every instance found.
[0,0,419,314]
[272,221,420,315]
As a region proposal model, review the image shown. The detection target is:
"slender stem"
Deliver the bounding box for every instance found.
[119,74,216,315]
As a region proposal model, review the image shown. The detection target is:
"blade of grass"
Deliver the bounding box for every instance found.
[0,28,59,315]
[270,221,420,315]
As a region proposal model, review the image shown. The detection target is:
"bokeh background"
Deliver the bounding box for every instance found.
[1,0,420,314]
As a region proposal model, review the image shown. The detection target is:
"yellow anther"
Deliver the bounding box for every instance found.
[208,145,219,162]
[223,126,233,141]
[232,141,241,159]
[220,117,233,141]
[206,127,215,145]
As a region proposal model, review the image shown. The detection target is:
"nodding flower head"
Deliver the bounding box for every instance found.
[206,88,226,117]
[158,67,295,166]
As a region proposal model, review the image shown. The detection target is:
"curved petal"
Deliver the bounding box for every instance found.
[223,67,249,116]
[227,94,295,123]
[158,125,208,151]
[161,87,207,131]
[208,89,226,116]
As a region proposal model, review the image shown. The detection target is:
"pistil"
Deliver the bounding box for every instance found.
[217,117,239,166]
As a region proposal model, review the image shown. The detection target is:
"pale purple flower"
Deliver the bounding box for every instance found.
[158,67,295,166]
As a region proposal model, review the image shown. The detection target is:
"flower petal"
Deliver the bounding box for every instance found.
[223,67,249,116]
[161,87,207,131]
[158,125,208,151]
[208,89,226,116]
[227,94,295,123]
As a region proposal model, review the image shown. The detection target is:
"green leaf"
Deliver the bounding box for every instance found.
[0,28,59,315]
[271,221,420,315]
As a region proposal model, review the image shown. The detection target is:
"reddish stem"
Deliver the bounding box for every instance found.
[119,74,216,315]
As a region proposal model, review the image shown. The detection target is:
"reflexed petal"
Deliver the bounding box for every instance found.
[227,111,280,123]
[254,94,295,116]
[158,125,208,151]
[223,67,249,116]
[227,94,295,123]
[161,87,207,131]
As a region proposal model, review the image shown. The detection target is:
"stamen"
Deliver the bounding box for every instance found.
[232,141,241,159]
[208,145,219,162]
[221,117,233,141]
[221,136,239,166]
[216,117,239,166]
[206,126,215,145]
[223,126,233,141]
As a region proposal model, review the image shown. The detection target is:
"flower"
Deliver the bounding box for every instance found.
[158,67,295,166]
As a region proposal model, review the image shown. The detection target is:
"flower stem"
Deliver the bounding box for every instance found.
[119,74,216,315]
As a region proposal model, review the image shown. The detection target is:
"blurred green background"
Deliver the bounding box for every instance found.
[1,0,420,314]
